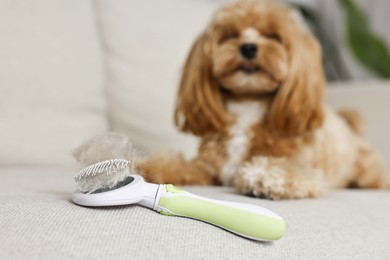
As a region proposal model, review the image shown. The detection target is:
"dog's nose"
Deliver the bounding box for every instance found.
[240,43,258,59]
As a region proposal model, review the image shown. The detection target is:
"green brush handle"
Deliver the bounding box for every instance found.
[157,184,285,241]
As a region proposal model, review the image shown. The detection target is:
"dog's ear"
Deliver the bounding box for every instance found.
[174,33,232,136]
[267,26,325,135]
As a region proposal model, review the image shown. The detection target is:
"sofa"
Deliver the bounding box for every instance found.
[1,1,389,259]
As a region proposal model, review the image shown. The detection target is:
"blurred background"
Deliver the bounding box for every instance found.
[0,0,389,167]
[286,0,390,82]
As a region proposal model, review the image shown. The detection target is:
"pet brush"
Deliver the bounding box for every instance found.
[72,159,285,241]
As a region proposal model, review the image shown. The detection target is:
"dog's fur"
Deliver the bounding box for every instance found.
[75,0,389,199]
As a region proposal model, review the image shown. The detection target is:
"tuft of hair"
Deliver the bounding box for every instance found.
[75,159,135,193]
[337,108,364,136]
[73,132,135,167]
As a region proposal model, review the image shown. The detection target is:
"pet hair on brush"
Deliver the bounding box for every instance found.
[75,159,133,193]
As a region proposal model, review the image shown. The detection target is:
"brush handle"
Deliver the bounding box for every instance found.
[157,184,285,241]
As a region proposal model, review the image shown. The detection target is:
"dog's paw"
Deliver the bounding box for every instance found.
[235,157,326,200]
[245,191,274,200]
[73,132,135,166]
[235,157,289,200]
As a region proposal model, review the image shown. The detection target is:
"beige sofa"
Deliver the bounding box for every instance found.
[1,1,389,259]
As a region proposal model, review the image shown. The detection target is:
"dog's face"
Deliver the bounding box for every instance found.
[175,0,325,136]
[210,1,290,94]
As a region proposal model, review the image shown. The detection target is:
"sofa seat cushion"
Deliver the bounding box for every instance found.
[1,167,389,259]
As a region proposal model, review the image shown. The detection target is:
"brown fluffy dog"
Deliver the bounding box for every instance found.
[76,0,389,199]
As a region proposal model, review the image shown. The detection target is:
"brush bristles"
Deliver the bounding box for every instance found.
[75,159,132,193]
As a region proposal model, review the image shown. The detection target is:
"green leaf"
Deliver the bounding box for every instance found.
[339,0,390,78]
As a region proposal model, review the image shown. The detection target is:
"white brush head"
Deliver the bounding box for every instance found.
[75,159,134,193]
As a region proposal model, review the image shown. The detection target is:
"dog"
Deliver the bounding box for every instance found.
[75,0,389,199]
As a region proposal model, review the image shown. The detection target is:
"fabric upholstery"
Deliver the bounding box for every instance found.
[327,81,390,170]
[0,0,108,166]
[1,167,389,260]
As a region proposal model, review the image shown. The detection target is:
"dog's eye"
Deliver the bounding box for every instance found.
[264,33,281,42]
[220,31,239,43]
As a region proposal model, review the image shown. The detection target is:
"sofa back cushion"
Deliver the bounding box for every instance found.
[327,82,390,170]
[96,0,222,157]
[0,0,108,165]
